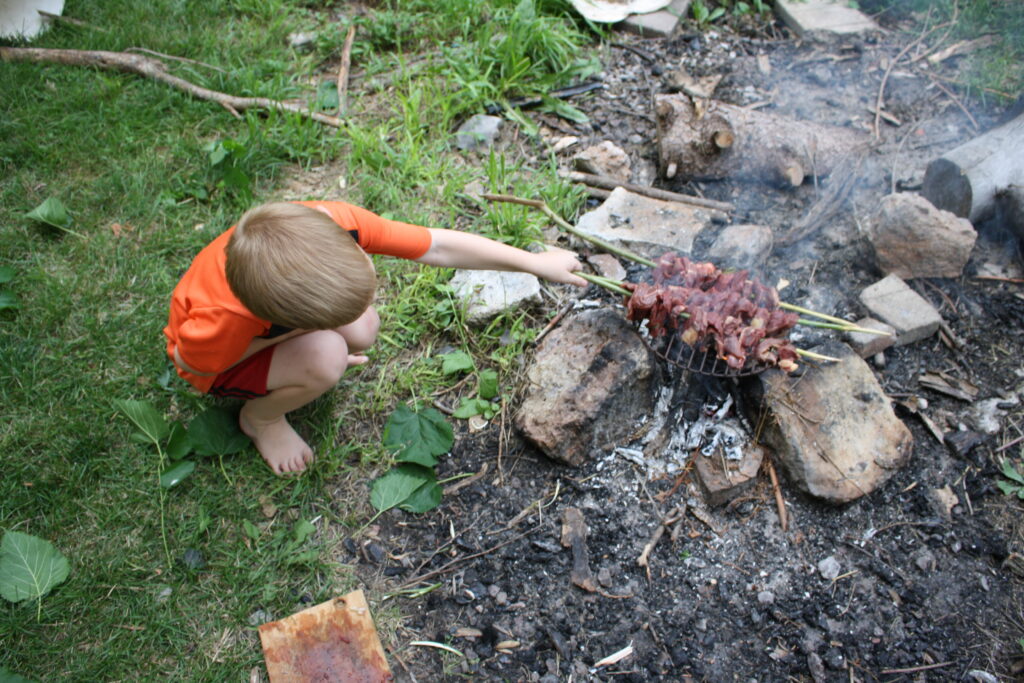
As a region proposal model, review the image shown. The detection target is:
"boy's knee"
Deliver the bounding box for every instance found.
[338,306,380,352]
[303,331,350,387]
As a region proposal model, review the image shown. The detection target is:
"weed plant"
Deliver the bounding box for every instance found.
[0,0,593,678]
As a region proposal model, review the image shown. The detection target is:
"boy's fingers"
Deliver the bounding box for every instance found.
[348,353,370,366]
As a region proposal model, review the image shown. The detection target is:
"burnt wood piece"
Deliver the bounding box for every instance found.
[655,94,869,187]
[922,110,1024,224]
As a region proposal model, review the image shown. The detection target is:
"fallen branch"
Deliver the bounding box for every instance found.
[764,457,788,532]
[0,47,343,128]
[336,25,357,117]
[637,504,686,577]
[560,170,734,214]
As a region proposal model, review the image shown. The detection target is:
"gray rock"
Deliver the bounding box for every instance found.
[843,317,896,358]
[807,652,827,683]
[456,114,503,151]
[704,223,774,270]
[817,556,841,581]
[516,309,657,465]
[620,0,692,37]
[573,141,631,182]
[866,193,977,279]
[574,186,713,261]
[694,443,764,507]
[450,270,542,323]
[587,253,628,281]
[757,590,775,605]
[743,342,913,503]
[775,0,879,40]
[859,274,942,345]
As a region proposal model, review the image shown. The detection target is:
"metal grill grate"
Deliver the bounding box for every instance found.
[643,329,772,378]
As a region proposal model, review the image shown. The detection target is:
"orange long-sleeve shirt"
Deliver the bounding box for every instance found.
[164,201,432,392]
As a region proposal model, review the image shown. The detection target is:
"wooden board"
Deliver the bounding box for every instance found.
[258,590,393,683]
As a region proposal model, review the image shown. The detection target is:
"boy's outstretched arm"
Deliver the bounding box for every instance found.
[415,228,588,287]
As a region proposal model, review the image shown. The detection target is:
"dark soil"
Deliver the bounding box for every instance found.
[343,15,1024,683]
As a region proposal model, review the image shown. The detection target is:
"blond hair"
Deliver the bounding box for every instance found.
[226,202,376,329]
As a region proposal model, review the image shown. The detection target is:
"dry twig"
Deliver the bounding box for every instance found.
[0,47,343,128]
[764,456,788,532]
[336,25,356,117]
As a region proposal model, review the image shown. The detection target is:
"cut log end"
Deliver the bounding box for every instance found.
[922,157,974,218]
[713,130,735,149]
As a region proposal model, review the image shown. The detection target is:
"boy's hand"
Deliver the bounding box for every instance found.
[531,248,588,287]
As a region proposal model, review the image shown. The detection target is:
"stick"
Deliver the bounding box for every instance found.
[873,20,943,139]
[487,194,878,336]
[0,47,343,128]
[880,661,953,675]
[398,527,537,590]
[560,170,734,214]
[535,301,574,344]
[37,9,109,33]
[336,25,356,117]
[764,457,788,532]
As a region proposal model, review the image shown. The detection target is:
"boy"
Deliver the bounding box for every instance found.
[165,200,586,474]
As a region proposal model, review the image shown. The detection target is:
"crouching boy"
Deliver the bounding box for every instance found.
[165,201,585,474]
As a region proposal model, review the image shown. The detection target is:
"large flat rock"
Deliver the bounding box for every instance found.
[742,342,912,503]
[775,0,879,39]
[574,186,714,261]
[516,308,657,466]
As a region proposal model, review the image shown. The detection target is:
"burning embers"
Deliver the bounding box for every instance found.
[623,254,801,372]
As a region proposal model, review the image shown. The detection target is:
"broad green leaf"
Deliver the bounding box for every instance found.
[115,400,169,446]
[242,519,261,541]
[540,96,589,124]
[292,519,316,546]
[477,369,499,400]
[370,465,434,513]
[383,405,453,467]
[440,351,474,375]
[189,407,248,456]
[160,460,195,489]
[166,422,192,460]
[0,292,18,310]
[0,266,14,284]
[452,397,488,419]
[1001,459,1024,485]
[400,480,442,514]
[25,197,72,229]
[284,549,320,566]
[0,666,36,683]
[0,531,70,603]
[316,79,339,112]
[997,480,1019,497]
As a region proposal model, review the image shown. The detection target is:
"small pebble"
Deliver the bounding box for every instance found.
[818,556,841,581]
[757,590,775,604]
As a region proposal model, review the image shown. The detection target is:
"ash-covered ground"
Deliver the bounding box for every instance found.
[339,17,1024,683]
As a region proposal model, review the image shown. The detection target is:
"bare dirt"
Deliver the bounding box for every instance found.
[339,16,1024,683]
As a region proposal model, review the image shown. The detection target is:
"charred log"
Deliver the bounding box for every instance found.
[922,110,1024,224]
[655,94,869,187]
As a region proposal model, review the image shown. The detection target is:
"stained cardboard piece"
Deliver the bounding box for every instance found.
[258,590,393,682]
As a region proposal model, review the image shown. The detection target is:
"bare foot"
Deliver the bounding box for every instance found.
[239,407,314,475]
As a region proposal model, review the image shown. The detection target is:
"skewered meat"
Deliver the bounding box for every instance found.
[624,255,801,371]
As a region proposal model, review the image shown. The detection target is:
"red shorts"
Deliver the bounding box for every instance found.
[209,346,276,399]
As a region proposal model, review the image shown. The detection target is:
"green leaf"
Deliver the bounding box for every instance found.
[0,267,14,284]
[440,351,474,374]
[284,548,320,566]
[1001,459,1024,485]
[400,480,442,514]
[242,519,261,541]
[0,666,37,683]
[383,405,453,467]
[166,422,192,460]
[188,407,248,456]
[997,480,1019,497]
[25,197,72,230]
[159,460,195,489]
[316,79,339,112]
[452,397,488,419]
[540,96,589,124]
[115,399,169,446]
[0,531,70,603]
[0,292,18,310]
[292,519,316,546]
[370,465,434,513]
[477,369,499,400]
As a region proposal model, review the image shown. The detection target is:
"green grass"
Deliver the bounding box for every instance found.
[859,0,1024,101]
[0,0,593,679]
